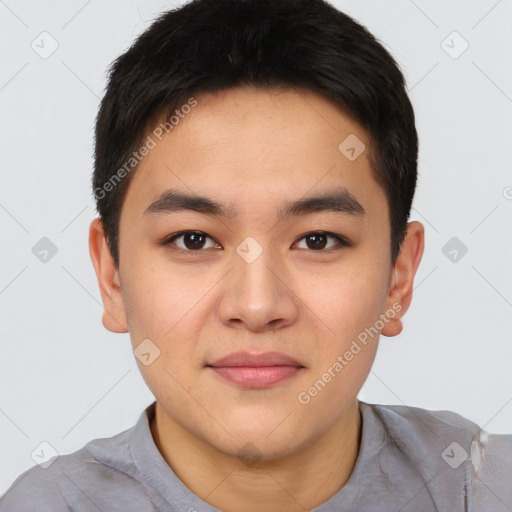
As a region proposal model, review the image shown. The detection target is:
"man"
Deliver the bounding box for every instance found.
[1,0,510,510]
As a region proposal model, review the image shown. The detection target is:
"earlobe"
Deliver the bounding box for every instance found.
[88,218,129,333]
[381,221,425,338]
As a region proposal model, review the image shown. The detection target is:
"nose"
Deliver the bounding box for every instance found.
[216,245,299,332]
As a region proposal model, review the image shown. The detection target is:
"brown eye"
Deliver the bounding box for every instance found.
[295,231,350,251]
[305,233,328,250]
[163,231,219,252]
[181,232,207,250]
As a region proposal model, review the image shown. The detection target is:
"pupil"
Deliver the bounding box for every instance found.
[308,234,326,250]
[185,233,205,250]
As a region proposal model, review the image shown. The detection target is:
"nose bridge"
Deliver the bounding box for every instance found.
[235,238,281,308]
[217,236,299,330]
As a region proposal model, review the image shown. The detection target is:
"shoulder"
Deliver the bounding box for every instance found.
[359,401,483,472]
[360,401,512,509]
[0,423,141,512]
[366,401,512,447]
[364,401,483,440]
[362,400,512,459]
[0,460,70,511]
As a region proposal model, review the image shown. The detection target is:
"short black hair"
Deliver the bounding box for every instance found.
[92,0,418,268]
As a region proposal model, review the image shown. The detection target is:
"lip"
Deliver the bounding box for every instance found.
[205,351,305,388]
[207,350,304,368]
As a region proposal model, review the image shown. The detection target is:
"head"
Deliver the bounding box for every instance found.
[89,0,424,460]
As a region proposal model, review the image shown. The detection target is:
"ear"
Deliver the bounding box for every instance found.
[381,221,425,337]
[88,217,129,333]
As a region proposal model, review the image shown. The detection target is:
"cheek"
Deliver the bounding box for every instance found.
[120,246,201,337]
[301,262,389,342]
[120,253,217,383]
[296,270,386,417]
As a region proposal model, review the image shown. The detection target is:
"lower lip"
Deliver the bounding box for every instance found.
[206,365,303,388]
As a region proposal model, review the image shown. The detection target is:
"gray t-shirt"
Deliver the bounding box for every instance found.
[1,400,511,511]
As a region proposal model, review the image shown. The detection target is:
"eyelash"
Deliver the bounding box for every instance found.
[158,230,352,254]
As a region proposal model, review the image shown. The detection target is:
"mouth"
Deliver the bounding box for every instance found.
[205,351,305,388]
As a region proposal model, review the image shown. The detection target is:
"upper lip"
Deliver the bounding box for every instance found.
[206,351,304,368]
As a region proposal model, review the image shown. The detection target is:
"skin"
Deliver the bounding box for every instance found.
[89,86,424,512]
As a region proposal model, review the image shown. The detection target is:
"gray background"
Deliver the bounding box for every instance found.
[1,0,511,495]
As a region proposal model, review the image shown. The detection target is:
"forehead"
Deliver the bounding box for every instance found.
[122,86,388,225]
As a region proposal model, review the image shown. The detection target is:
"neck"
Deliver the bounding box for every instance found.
[150,400,362,512]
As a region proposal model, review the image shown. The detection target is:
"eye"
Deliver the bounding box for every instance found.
[159,230,351,254]
[160,231,221,252]
[294,231,351,251]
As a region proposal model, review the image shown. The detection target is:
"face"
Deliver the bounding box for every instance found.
[94,86,408,460]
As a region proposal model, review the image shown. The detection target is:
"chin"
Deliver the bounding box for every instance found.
[213,420,309,461]
[217,435,301,464]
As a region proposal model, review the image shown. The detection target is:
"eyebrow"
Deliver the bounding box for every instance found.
[142,187,366,221]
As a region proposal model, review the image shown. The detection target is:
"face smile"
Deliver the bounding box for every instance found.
[89,85,423,464]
